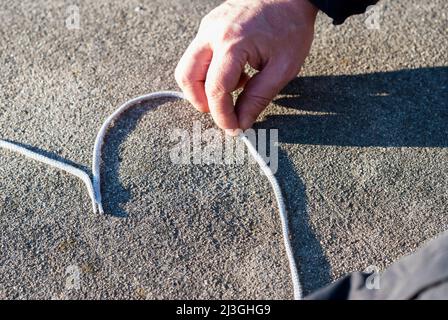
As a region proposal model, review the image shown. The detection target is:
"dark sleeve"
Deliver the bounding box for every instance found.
[308,0,379,25]
[306,231,448,300]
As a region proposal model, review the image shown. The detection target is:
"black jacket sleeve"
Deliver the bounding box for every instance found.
[308,0,379,25]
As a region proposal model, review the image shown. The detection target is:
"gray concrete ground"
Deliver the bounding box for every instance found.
[0,0,447,299]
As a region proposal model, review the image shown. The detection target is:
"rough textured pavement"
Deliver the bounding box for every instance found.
[0,0,447,299]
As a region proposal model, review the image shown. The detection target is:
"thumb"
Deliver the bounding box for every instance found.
[235,63,295,130]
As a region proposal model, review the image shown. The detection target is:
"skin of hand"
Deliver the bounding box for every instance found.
[175,0,318,135]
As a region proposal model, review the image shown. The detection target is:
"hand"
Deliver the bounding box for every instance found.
[175,0,318,134]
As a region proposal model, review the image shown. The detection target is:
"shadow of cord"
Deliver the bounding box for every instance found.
[100,67,447,294]
[252,66,448,293]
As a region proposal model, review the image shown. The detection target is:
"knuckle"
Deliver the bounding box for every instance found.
[222,40,242,56]
[218,24,244,43]
[248,92,272,105]
[246,93,271,113]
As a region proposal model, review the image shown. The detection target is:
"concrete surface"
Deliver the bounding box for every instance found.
[0,0,447,299]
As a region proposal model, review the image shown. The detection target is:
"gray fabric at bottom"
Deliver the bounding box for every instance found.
[307,230,448,300]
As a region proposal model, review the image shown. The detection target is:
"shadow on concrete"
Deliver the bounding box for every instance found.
[279,146,331,295]
[99,67,447,294]
[260,67,448,147]
[100,98,176,217]
[252,66,447,294]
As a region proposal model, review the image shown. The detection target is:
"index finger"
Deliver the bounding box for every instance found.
[175,37,212,113]
[205,47,247,132]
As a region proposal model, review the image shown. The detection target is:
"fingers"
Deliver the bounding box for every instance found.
[175,37,212,113]
[177,39,294,133]
[236,62,295,130]
[175,37,248,134]
[204,47,247,131]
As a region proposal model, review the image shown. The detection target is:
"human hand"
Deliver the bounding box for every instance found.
[175,0,318,134]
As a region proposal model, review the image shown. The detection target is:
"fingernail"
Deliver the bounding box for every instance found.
[224,128,242,137]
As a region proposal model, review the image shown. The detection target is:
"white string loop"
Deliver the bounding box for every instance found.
[0,90,302,299]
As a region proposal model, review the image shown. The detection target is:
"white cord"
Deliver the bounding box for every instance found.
[239,133,303,300]
[0,139,96,213]
[0,90,302,299]
[92,91,185,214]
